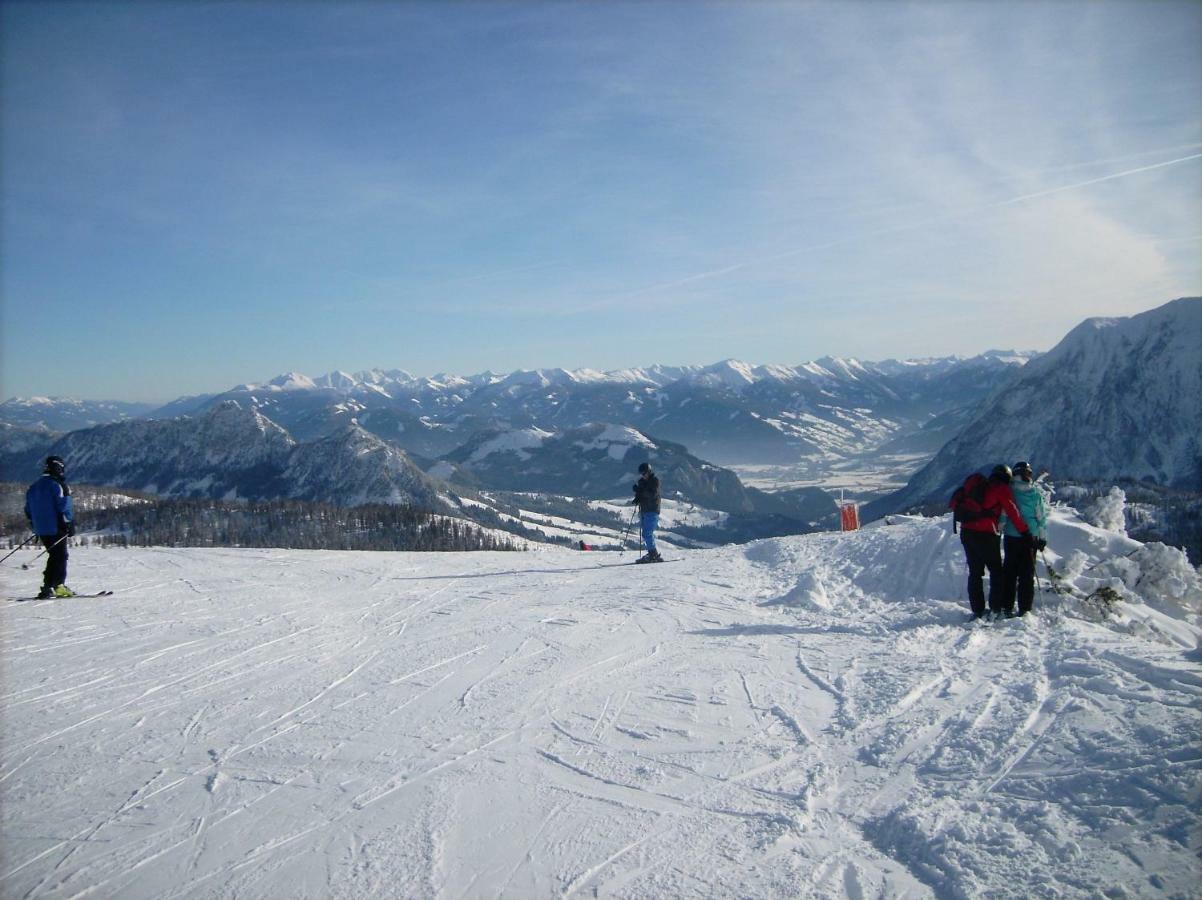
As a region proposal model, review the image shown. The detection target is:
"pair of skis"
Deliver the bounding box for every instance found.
[7,590,114,603]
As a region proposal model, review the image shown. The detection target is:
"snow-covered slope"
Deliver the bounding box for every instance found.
[2,511,1197,897]
[875,297,1202,516]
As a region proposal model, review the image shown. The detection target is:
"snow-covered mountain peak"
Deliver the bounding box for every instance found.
[494,369,586,392]
[266,372,318,392]
[196,399,295,448]
[693,359,760,388]
[602,368,660,385]
[977,349,1034,365]
[567,368,610,383]
[814,356,868,380]
[315,370,360,392]
[421,373,469,391]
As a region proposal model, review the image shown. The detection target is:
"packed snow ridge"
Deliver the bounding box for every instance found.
[3,505,1199,898]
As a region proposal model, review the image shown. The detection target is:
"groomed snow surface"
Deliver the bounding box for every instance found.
[2,509,1199,898]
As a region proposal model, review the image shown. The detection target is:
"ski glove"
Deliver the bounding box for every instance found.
[1035,538,1047,552]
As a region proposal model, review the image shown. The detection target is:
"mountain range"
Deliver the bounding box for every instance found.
[2,351,1036,471]
[3,298,1198,547]
[11,401,837,541]
[0,351,1035,540]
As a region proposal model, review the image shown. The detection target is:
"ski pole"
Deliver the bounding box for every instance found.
[0,534,39,566]
[20,533,69,570]
[1032,547,1050,610]
[620,508,638,555]
[1037,549,1071,598]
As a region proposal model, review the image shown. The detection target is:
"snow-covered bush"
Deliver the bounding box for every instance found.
[1122,542,1202,620]
[1084,486,1127,535]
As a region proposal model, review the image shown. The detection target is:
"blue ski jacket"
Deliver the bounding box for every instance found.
[25,475,74,537]
[1003,479,1047,540]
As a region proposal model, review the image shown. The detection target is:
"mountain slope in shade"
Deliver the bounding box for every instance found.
[47,401,446,509]
[870,297,1202,517]
[442,422,761,514]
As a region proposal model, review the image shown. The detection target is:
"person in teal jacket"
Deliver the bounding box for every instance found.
[1000,460,1048,616]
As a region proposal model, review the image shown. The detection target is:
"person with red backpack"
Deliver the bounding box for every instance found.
[949,465,1033,620]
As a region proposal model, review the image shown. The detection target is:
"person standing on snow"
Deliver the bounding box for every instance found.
[954,464,1033,620]
[24,455,76,599]
[1000,461,1049,617]
[631,462,663,563]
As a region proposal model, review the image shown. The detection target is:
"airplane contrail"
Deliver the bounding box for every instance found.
[995,152,1202,207]
[616,150,1202,304]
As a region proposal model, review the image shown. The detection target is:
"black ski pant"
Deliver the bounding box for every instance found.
[39,533,69,590]
[1002,535,1036,616]
[960,530,1002,617]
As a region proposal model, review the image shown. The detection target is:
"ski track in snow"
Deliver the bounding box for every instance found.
[1,512,1200,899]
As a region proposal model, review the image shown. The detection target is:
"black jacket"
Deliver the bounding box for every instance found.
[633,473,661,513]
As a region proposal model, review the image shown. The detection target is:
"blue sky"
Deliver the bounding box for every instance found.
[2,1,1200,402]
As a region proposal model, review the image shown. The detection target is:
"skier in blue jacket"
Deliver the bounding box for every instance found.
[1000,460,1048,617]
[24,455,76,599]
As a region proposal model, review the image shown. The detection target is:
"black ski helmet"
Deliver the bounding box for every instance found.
[990,464,1013,483]
[1013,460,1033,478]
[638,462,652,475]
[44,455,66,477]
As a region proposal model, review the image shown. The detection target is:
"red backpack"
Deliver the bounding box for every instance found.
[949,473,991,533]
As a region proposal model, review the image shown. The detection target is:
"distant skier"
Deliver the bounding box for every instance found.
[631,462,663,563]
[24,455,76,599]
[1000,461,1049,617]
[950,464,1032,620]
